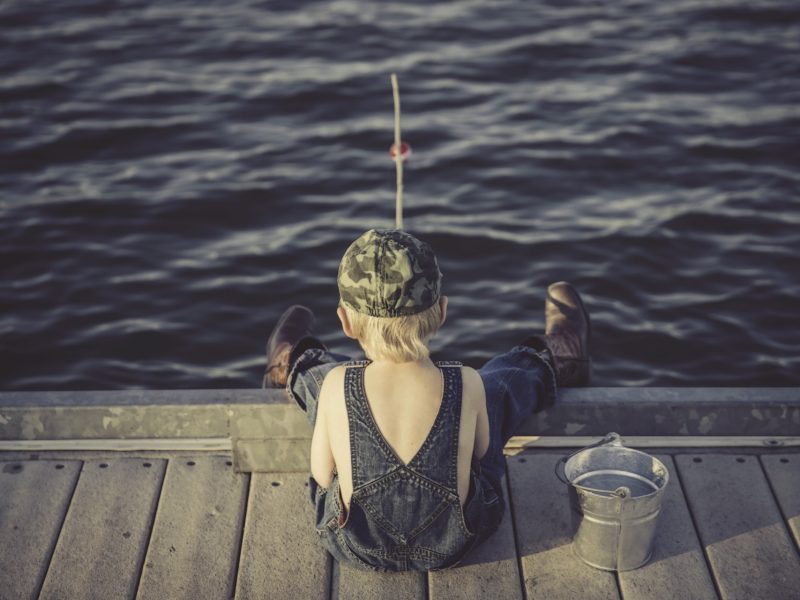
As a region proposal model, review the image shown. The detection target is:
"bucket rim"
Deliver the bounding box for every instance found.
[556,433,669,498]
[570,467,667,500]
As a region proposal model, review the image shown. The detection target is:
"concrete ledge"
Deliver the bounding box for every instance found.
[0,389,273,408]
[2,388,798,443]
[527,387,800,436]
[0,390,307,441]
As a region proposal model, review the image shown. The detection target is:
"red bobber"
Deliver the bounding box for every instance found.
[389,142,412,162]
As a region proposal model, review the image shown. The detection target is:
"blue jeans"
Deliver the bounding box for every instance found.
[283,342,557,566]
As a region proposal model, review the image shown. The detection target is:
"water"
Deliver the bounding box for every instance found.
[1,0,799,390]
[573,470,659,498]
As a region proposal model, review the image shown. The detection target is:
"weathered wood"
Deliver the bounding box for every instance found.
[617,455,717,600]
[0,460,81,600]
[235,473,330,599]
[760,454,800,550]
[0,438,232,452]
[333,562,426,600]
[136,456,248,600]
[39,458,166,600]
[506,436,800,449]
[676,453,800,599]
[234,438,310,472]
[428,475,523,600]
[506,452,619,600]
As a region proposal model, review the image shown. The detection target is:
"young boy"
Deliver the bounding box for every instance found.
[262,228,590,571]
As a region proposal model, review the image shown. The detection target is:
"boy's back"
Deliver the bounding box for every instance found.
[313,360,488,510]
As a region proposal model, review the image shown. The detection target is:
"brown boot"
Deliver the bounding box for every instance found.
[539,282,591,386]
[263,305,317,388]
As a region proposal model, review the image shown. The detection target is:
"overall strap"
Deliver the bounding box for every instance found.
[424,362,463,493]
[343,363,402,488]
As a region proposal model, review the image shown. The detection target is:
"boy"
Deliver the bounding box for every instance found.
[262,229,590,571]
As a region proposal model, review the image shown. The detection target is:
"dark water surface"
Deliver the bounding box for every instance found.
[2,0,799,390]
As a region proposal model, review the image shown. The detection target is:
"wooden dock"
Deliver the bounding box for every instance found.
[2,446,798,599]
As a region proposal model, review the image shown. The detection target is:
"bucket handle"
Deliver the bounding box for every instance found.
[554,432,623,486]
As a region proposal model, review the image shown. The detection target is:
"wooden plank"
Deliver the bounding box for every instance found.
[333,562,425,600]
[235,473,330,599]
[676,453,800,599]
[428,475,523,600]
[0,438,232,452]
[617,455,717,600]
[507,436,800,449]
[0,460,81,600]
[136,456,248,600]
[760,454,800,550]
[234,438,310,472]
[39,458,166,600]
[506,452,619,600]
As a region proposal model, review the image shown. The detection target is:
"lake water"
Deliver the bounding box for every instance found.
[1,0,799,390]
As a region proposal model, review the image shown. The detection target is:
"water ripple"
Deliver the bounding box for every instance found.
[1,0,799,389]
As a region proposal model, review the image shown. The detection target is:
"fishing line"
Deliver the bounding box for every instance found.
[390,73,410,230]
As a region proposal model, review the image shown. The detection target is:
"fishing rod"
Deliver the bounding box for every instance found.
[390,73,411,230]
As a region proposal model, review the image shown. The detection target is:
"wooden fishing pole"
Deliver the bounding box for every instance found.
[391,73,403,230]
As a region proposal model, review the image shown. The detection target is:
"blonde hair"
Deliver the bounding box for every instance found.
[342,301,443,363]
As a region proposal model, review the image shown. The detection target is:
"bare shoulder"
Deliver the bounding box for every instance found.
[460,366,486,407]
[318,364,347,416]
[321,364,347,388]
[460,365,484,388]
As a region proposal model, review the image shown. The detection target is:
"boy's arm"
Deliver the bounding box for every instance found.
[464,367,489,459]
[310,371,337,488]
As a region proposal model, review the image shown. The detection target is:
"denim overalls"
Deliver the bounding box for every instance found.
[286,343,556,572]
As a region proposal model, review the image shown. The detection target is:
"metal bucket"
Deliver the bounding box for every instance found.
[556,432,669,571]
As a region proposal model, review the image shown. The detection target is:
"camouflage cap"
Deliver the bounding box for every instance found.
[337,229,442,317]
